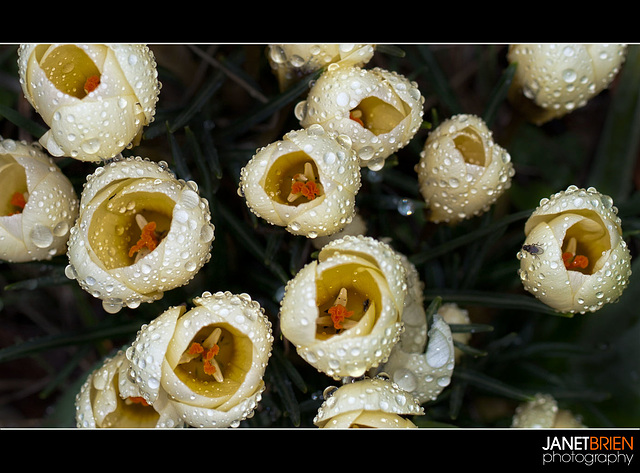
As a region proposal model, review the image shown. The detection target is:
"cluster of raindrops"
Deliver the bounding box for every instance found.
[507,44,627,125]
[0,137,79,262]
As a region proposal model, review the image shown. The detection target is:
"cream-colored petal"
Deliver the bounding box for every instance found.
[126,306,184,405]
[382,314,455,404]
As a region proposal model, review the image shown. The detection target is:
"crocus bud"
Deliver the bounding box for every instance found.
[508,44,627,125]
[66,157,215,313]
[295,65,424,171]
[75,350,184,428]
[314,377,423,428]
[239,126,361,238]
[518,185,632,314]
[0,138,78,262]
[279,235,407,379]
[416,114,515,224]
[125,291,273,428]
[17,44,160,162]
[267,44,375,90]
[512,393,585,428]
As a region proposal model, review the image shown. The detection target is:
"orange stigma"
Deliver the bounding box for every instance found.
[563,252,589,270]
[328,304,354,330]
[127,396,150,407]
[9,192,26,215]
[129,220,159,258]
[84,75,100,94]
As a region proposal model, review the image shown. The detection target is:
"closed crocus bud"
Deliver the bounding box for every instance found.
[280,235,407,379]
[125,291,273,428]
[17,44,160,162]
[267,44,376,90]
[416,114,515,224]
[382,312,455,404]
[438,303,471,362]
[295,65,424,171]
[508,44,627,125]
[314,377,423,428]
[239,126,361,238]
[75,350,184,428]
[512,393,585,428]
[518,185,632,314]
[0,138,78,262]
[66,157,215,314]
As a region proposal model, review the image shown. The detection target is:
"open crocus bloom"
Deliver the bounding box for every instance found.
[17,44,160,162]
[518,185,632,314]
[66,157,215,313]
[125,291,273,428]
[314,377,423,428]
[280,235,407,379]
[0,138,78,262]
[416,114,515,224]
[75,350,184,428]
[511,393,585,428]
[240,126,361,238]
[508,44,627,125]
[295,65,424,171]
[267,44,376,90]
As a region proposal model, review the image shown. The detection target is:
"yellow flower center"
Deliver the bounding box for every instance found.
[560,214,611,275]
[0,159,28,217]
[452,126,487,166]
[88,181,174,270]
[173,324,254,399]
[315,264,381,340]
[263,152,324,206]
[36,44,104,99]
[349,96,407,136]
[179,327,224,383]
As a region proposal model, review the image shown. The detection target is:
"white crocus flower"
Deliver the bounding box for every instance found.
[75,350,184,428]
[125,291,273,428]
[0,138,78,262]
[314,377,424,428]
[416,114,515,224]
[511,393,585,428]
[295,65,424,171]
[518,185,632,314]
[240,126,361,238]
[66,157,215,313]
[17,44,160,162]
[507,44,627,125]
[267,44,376,90]
[279,235,407,380]
[380,256,456,404]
